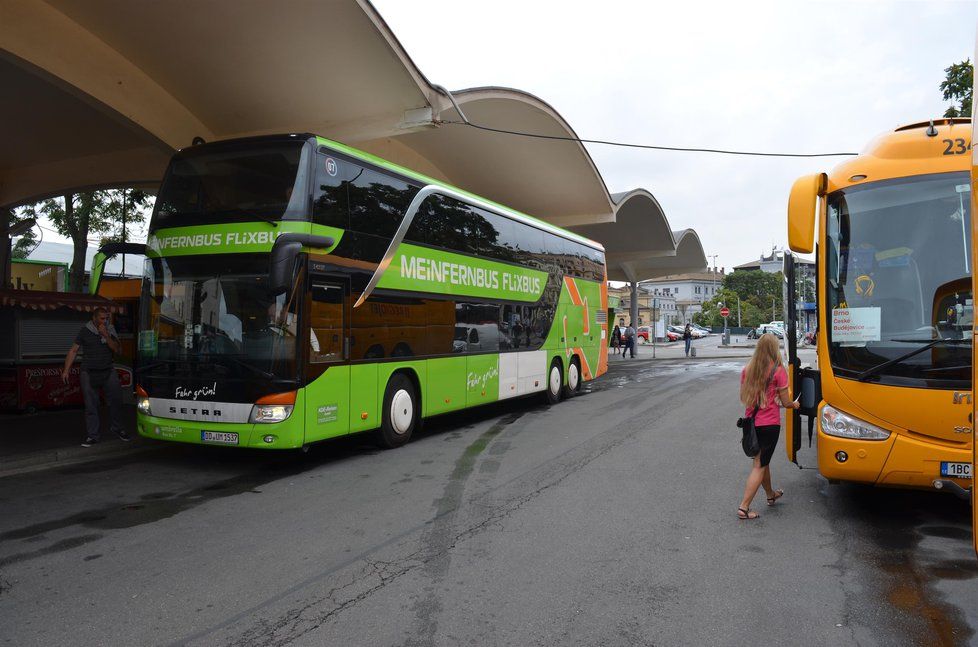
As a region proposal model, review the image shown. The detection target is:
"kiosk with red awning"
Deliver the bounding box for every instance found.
[0,289,130,412]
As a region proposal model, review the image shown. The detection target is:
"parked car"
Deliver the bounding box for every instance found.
[690,324,712,336]
[670,324,706,339]
[748,324,784,339]
[637,326,651,342]
[665,329,680,342]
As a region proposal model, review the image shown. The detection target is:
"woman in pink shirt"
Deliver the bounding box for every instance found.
[737,333,799,520]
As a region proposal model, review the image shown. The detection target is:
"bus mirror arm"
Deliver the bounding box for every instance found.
[268,233,335,295]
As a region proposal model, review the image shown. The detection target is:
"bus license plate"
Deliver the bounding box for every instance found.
[201,431,238,445]
[940,462,972,479]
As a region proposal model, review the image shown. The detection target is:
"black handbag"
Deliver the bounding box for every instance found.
[737,408,760,457]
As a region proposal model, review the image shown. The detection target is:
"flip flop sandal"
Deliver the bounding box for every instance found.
[737,507,759,520]
[767,490,784,506]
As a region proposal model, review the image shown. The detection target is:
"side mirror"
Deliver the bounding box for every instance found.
[90,242,148,295]
[787,173,825,254]
[268,233,335,295]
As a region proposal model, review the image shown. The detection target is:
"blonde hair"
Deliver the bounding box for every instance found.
[740,333,782,409]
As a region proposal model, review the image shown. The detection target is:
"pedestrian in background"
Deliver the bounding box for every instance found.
[683,322,693,357]
[622,322,636,358]
[736,333,799,520]
[62,307,130,447]
[610,324,622,355]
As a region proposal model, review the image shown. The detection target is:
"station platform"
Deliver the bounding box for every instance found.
[0,404,152,477]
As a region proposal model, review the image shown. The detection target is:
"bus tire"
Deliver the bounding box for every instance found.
[377,373,417,449]
[564,356,582,397]
[545,358,563,405]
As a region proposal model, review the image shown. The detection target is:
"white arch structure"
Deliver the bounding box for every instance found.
[1,0,705,287]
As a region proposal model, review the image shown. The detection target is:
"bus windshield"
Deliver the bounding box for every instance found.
[151,140,310,231]
[138,254,301,400]
[825,171,972,388]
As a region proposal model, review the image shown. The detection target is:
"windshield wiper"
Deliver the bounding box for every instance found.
[217,355,275,380]
[135,358,193,374]
[857,338,970,382]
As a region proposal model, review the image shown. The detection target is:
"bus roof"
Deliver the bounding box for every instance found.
[826,118,971,193]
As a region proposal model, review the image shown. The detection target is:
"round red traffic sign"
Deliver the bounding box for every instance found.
[720,307,730,317]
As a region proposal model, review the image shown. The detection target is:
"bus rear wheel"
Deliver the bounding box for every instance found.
[564,356,582,397]
[377,373,417,449]
[545,359,563,405]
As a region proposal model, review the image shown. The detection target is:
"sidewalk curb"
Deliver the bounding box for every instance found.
[0,441,160,479]
[608,353,753,362]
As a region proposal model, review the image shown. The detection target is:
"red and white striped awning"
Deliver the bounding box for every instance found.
[0,289,124,314]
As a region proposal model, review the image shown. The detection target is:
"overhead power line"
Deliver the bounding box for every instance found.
[438,119,858,158]
[430,84,857,158]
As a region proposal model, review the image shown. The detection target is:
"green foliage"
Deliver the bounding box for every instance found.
[723,270,781,302]
[19,189,151,291]
[692,270,785,328]
[941,59,973,118]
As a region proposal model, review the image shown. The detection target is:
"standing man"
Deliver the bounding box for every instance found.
[622,322,636,359]
[62,307,130,447]
[683,323,693,357]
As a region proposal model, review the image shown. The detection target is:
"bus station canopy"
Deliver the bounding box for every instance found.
[1,0,705,281]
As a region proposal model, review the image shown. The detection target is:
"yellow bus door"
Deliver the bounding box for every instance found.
[784,252,821,466]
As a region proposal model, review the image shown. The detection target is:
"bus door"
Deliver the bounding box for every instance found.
[304,262,352,441]
[784,252,822,465]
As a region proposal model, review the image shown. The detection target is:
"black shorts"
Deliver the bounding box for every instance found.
[756,425,781,467]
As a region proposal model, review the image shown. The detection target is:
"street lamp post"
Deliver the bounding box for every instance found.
[708,254,718,296]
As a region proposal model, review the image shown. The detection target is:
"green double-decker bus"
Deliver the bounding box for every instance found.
[122,134,608,449]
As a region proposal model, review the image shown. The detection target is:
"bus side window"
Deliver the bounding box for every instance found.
[309,283,344,363]
[348,166,419,239]
[476,210,514,260]
[313,155,351,229]
[424,195,475,253]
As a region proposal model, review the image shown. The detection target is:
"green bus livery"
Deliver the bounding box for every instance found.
[126,134,608,449]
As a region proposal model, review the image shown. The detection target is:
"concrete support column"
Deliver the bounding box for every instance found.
[630,281,639,356]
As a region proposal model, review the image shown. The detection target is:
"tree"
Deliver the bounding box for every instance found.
[19,189,149,292]
[941,59,973,118]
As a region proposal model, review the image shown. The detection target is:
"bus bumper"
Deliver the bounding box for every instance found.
[817,427,972,493]
[136,412,305,449]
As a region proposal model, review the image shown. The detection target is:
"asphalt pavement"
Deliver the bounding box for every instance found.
[0,357,973,646]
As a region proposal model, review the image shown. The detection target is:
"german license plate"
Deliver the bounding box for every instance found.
[201,431,238,445]
[940,461,972,479]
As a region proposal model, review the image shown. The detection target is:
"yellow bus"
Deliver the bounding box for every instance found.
[785,118,973,500]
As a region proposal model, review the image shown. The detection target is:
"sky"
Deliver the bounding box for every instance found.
[22,1,977,273]
[372,0,977,271]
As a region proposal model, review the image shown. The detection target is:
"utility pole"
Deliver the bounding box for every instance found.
[120,189,128,276]
[737,296,741,327]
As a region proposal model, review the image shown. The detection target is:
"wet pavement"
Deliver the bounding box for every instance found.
[0,358,974,646]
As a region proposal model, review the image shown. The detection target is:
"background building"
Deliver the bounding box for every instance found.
[632,269,725,321]
[734,247,816,331]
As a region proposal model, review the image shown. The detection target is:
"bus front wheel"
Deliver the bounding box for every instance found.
[545,359,563,405]
[377,373,417,449]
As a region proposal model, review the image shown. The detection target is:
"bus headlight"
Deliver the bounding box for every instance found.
[137,397,152,415]
[820,405,890,440]
[250,404,293,424]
